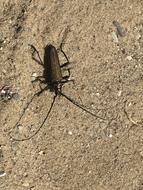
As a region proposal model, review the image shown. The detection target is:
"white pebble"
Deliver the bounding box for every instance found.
[22,182,30,187]
[31,73,38,81]
[0,171,6,177]
[17,124,24,131]
[32,72,37,77]
[112,31,119,43]
[136,33,141,40]
[68,131,72,135]
[96,92,100,96]
[91,104,94,107]
[1,89,6,94]
[9,19,12,24]
[126,56,132,61]
[128,102,132,107]
[118,90,122,97]
[39,151,44,155]
[109,134,113,138]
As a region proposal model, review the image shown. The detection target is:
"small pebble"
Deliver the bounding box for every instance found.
[96,92,100,96]
[109,134,113,138]
[136,33,141,40]
[112,31,119,43]
[128,102,132,106]
[9,19,12,24]
[32,72,37,77]
[0,171,6,177]
[2,69,6,74]
[68,131,72,135]
[39,151,44,155]
[139,151,143,158]
[23,172,28,177]
[118,90,122,97]
[1,89,6,94]
[17,124,23,131]
[22,182,30,187]
[126,56,132,61]
[91,103,94,108]
[31,73,38,81]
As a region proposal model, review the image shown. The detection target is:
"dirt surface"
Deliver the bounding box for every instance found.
[0,0,143,189]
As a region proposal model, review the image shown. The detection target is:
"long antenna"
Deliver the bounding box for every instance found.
[10,95,57,141]
[58,91,106,120]
[12,86,48,131]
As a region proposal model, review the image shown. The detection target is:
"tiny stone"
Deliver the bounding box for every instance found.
[0,171,6,177]
[31,73,38,81]
[22,182,30,187]
[2,69,6,74]
[136,33,141,40]
[126,56,132,61]
[109,134,113,138]
[91,104,94,107]
[128,102,132,107]
[8,95,12,99]
[68,131,72,135]
[17,124,23,131]
[39,151,44,155]
[118,90,122,97]
[96,92,100,96]
[23,172,28,177]
[139,151,143,158]
[1,89,6,94]
[32,72,37,77]
[112,31,119,43]
[121,48,126,54]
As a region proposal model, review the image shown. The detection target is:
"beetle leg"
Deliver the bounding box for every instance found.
[62,67,71,78]
[32,76,45,83]
[28,44,43,66]
[60,62,70,68]
[36,86,48,96]
[59,43,70,64]
[61,78,75,84]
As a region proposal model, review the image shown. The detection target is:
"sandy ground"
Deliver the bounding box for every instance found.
[0,0,143,189]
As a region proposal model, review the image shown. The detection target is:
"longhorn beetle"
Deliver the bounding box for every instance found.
[10,43,106,141]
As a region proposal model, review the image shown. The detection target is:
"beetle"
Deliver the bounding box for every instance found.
[10,43,106,141]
